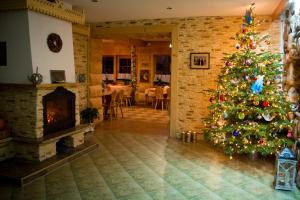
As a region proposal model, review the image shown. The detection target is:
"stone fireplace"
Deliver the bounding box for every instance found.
[0,83,87,162]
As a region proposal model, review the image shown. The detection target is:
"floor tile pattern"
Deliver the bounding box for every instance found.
[0,107,299,199]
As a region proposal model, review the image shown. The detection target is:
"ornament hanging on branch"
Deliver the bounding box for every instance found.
[238,112,245,120]
[231,78,240,84]
[241,82,247,89]
[241,24,247,33]
[253,101,260,106]
[243,74,249,81]
[262,101,270,107]
[251,75,264,94]
[287,130,293,138]
[219,94,225,101]
[232,130,240,137]
[258,138,266,145]
[225,61,233,67]
[224,111,228,119]
[217,116,226,127]
[262,113,275,121]
[249,41,257,49]
[245,59,252,66]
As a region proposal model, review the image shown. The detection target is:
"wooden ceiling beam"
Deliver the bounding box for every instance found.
[272,0,288,20]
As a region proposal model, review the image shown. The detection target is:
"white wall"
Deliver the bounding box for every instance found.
[28,11,75,83]
[0,11,33,83]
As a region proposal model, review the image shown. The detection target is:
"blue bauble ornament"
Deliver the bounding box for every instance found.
[251,75,264,94]
[232,130,239,137]
[245,14,252,25]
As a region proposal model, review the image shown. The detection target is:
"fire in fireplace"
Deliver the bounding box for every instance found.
[43,87,75,135]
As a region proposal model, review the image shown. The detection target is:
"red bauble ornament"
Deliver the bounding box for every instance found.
[225,61,232,67]
[249,42,257,49]
[287,130,293,138]
[258,138,266,145]
[262,101,270,107]
[219,94,225,101]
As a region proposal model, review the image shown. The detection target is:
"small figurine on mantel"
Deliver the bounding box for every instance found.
[28,66,43,85]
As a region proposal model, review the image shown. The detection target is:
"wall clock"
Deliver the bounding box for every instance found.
[47,33,63,53]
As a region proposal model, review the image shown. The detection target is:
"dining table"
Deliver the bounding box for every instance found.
[107,84,130,94]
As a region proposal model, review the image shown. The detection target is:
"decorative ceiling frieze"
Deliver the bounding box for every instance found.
[0,0,85,24]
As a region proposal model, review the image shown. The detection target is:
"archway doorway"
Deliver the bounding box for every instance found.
[89,25,178,137]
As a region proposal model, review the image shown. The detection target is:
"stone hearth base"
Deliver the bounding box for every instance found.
[13,125,88,162]
[0,136,98,186]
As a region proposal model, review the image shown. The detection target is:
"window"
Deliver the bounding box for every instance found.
[155,55,171,74]
[102,56,114,74]
[117,57,131,80]
[154,55,171,85]
[119,58,131,74]
[0,42,7,66]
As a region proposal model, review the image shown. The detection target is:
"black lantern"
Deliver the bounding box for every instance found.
[274,146,297,191]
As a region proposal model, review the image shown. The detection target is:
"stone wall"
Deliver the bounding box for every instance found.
[0,84,37,138]
[73,29,89,112]
[92,16,280,133]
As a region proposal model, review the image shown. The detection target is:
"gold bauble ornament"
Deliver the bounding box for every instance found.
[241,82,247,89]
[243,138,249,144]
[253,101,260,106]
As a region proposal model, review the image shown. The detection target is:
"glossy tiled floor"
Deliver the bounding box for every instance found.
[1,106,300,200]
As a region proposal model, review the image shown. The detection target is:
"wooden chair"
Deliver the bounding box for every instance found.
[155,87,164,110]
[109,90,124,119]
[116,90,124,118]
[108,91,117,120]
[123,87,132,107]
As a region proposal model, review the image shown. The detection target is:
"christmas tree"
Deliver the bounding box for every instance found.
[204,5,294,158]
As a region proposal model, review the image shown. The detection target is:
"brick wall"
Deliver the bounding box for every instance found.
[73,31,89,112]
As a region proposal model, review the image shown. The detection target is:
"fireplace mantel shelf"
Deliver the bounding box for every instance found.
[13,124,89,145]
[37,83,80,90]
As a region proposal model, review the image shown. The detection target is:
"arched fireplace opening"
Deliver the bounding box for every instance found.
[42,86,76,135]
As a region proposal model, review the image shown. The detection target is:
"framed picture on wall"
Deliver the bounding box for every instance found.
[140,70,150,82]
[190,53,210,69]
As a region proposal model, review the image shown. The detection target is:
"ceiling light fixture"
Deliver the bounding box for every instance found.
[91,0,99,2]
[166,7,172,10]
